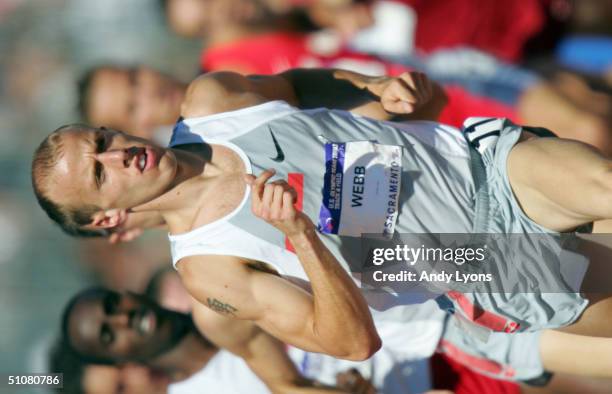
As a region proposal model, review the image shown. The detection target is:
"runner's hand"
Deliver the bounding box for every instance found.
[245,169,314,236]
[378,71,434,114]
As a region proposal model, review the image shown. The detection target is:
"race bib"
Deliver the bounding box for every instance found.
[318,141,402,238]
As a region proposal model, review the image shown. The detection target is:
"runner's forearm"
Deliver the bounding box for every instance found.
[279,68,381,111]
[280,68,445,121]
[288,226,380,360]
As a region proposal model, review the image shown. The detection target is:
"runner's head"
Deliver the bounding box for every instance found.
[31,124,178,236]
[78,65,185,138]
[61,288,192,365]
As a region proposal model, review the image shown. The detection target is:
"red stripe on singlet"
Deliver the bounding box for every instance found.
[446,291,520,333]
[285,173,304,253]
[438,339,516,378]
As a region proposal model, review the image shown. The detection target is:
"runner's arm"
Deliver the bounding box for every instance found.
[280,68,446,121]
[179,252,379,361]
[192,304,355,393]
[247,169,380,359]
[180,68,446,121]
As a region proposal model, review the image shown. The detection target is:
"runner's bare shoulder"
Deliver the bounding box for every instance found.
[181,71,267,117]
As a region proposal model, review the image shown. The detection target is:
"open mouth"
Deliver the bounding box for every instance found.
[135,148,156,173]
[126,146,156,173]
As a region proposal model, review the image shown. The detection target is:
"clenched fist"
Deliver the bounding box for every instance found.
[376,71,434,114]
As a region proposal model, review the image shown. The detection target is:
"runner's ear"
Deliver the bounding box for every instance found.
[85,209,128,230]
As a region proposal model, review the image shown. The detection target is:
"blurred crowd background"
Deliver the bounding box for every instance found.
[0,0,199,385]
[0,0,611,392]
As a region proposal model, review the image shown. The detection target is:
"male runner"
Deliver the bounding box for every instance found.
[32,68,612,361]
[57,287,361,393]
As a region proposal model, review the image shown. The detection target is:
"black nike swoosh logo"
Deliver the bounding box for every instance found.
[269,128,285,162]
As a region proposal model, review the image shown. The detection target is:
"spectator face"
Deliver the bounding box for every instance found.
[44,126,178,217]
[87,67,185,139]
[67,290,190,363]
[166,0,263,37]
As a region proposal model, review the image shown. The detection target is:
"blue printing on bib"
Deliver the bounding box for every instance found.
[318,142,345,234]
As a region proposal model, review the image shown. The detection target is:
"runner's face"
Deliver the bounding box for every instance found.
[68,291,185,362]
[46,127,177,213]
[88,67,184,138]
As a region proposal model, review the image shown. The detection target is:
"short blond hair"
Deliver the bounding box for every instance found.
[31,124,104,237]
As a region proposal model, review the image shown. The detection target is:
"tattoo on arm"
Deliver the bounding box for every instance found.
[207,297,238,316]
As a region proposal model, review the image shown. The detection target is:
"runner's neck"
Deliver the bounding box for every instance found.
[162,143,248,235]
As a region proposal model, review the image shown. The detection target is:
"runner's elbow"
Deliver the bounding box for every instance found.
[341,332,382,361]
